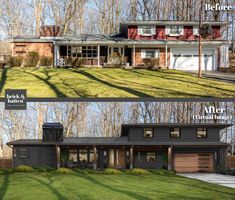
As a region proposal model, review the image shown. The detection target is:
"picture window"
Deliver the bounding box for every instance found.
[147,152,156,162]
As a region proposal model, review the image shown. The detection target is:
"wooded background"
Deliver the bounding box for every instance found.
[0,102,234,157]
[0,0,234,39]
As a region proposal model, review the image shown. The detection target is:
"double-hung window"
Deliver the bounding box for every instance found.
[143,128,153,138]
[138,26,156,36]
[170,128,181,138]
[166,25,184,36]
[197,128,207,138]
[18,148,28,158]
[141,49,159,59]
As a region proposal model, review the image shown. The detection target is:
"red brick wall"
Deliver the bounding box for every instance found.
[13,42,54,58]
[0,159,12,169]
[40,26,62,37]
[212,26,221,38]
[134,47,170,68]
[128,25,221,40]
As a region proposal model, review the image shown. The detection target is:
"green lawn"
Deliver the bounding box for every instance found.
[0,67,234,98]
[0,173,234,200]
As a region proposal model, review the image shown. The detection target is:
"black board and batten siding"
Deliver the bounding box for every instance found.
[128,127,220,142]
[13,145,56,168]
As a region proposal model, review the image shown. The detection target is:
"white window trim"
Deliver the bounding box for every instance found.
[141,49,160,59]
[166,25,184,36]
[138,26,156,36]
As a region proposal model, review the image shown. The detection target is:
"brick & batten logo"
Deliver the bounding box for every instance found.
[5,89,27,110]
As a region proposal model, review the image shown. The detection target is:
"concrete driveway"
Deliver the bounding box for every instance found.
[178,173,235,189]
[184,71,235,83]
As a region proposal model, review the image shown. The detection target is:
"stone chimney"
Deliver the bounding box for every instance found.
[40,25,62,38]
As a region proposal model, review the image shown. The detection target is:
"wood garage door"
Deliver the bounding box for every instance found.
[174,153,214,173]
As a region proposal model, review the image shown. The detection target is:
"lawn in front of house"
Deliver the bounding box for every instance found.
[0,67,234,98]
[0,172,235,200]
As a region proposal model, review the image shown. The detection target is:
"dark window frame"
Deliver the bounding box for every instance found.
[18,148,28,158]
[143,127,154,138]
[169,127,181,138]
[79,149,88,162]
[146,152,157,163]
[67,45,98,58]
[196,128,208,138]
[69,149,78,162]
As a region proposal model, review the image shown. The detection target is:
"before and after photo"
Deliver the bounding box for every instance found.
[0,0,235,199]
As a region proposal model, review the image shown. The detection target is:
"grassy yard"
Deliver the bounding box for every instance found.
[0,67,234,98]
[0,172,234,200]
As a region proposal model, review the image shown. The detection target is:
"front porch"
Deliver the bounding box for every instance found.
[56,145,172,170]
[54,43,170,68]
[55,45,132,67]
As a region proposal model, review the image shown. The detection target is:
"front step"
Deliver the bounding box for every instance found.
[219,67,235,73]
[226,51,235,73]
[227,68,235,73]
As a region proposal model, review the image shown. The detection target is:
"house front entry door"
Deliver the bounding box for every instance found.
[108,47,124,56]
[108,149,125,169]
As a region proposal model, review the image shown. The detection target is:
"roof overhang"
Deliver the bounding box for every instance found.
[7,140,229,147]
[54,40,228,47]
[122,20,230,27]
[6,38,54,43]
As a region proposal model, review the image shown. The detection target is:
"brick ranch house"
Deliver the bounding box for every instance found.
[7,20,230,71]
[7,122,232,173]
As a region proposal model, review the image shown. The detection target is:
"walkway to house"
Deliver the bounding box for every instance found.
[185,71,235,83]
[178,173,235,189]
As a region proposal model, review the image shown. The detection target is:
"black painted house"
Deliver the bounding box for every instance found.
[7,123,232,173]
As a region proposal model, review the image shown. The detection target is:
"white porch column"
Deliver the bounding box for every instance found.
[54,43,60,67]
[132,45,136,67]
[97,45,100,66]
[165,44,168,69]
[122,46,125,64]
[168,146,172,170]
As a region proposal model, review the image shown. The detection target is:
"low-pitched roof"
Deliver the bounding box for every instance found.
[121,20,230,26]
[6,137,228,147]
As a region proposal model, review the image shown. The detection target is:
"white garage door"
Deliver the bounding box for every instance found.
[171,49,215,70]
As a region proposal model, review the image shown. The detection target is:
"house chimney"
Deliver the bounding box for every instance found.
[42,122,63,141]
[40,25,62,38]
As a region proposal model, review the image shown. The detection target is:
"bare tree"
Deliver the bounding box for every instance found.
[48,0,80,34]
[32,0,45,35]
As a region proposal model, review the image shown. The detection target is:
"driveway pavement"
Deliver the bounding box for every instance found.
[178,173,235,189]
[185,71,235,83]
